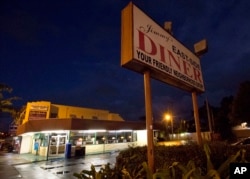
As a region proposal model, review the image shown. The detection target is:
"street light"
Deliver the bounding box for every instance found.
[164,113,173,140]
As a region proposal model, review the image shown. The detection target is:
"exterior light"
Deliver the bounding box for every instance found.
[164,113,174,140]
[165,114,171,121]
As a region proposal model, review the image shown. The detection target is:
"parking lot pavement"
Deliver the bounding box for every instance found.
[0,151,118,179]
[0,152,25,178]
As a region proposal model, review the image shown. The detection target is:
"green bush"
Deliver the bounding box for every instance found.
[74,142,250,179]
[116,144,207,177]
[116,142,250,178]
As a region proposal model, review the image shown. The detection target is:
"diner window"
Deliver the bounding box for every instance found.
[96,132,107,144]
[132,131,137,142]
[82,132,95,145]
[107,131,117,143]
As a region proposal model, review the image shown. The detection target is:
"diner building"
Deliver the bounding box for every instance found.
[15,101,164,158]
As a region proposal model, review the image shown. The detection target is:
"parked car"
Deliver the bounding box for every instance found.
[231,137,250,146]
[0,142,13,152]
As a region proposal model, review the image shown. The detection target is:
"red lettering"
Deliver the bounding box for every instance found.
[193,68,202,83]
[137,30,157,55]
[137,29,203,86]
[168,50,181,71]
[182,60,193,78]
[159,45,165,63]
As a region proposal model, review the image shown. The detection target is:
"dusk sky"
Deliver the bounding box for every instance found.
[1,0,250,128]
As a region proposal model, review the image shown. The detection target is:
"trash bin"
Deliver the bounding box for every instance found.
[82,146,85,156]
[65,143,71,158]
[75,146,85,157]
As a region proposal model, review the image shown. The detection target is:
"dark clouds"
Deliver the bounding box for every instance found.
[1,0,250,124]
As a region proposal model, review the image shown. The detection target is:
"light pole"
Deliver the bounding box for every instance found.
[165,114,173,140]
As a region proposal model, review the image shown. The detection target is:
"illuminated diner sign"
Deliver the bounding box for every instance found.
[30,105,48,111]
[121,2,205,93]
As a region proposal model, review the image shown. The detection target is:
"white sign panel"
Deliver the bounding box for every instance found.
[121,3,205,93]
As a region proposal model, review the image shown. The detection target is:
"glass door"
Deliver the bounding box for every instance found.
[49,135,66,155]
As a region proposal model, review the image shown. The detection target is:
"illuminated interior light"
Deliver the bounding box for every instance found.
[78,130,106,133]
[41,130,68,134]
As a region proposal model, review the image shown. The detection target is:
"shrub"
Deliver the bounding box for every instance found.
[116,142,250,178]
[74,142,250,179]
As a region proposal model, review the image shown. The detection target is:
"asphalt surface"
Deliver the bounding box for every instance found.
[0,151,118,179]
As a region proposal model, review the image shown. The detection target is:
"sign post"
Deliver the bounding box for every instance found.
[192,91,202,145]
[144,70,154,172]
[192,39,208,145]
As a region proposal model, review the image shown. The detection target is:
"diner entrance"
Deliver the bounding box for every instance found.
[49,135,67,155]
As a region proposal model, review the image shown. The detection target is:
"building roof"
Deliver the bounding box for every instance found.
[16,118,165,135]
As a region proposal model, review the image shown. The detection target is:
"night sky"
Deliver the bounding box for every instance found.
[1,0,250,130]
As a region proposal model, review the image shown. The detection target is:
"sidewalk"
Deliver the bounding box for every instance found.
[0,151,118,178]
[0,151,30,178]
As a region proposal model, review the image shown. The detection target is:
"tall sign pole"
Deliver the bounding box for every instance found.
[144,70,154,172]
[193,39,208,145]
[192,91,202,145]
